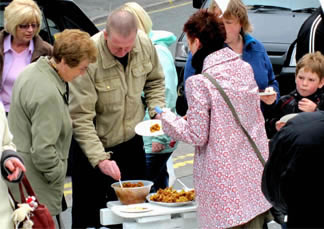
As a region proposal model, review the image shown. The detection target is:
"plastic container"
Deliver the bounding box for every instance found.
[111,180,153,205]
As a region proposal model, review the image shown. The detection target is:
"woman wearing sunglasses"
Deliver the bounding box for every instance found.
[0,0,52,114]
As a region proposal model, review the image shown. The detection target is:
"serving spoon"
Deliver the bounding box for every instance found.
[176,178,191,191]
[119,179,123,189]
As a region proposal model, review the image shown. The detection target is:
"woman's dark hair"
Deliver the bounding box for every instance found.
[183,9,226,74]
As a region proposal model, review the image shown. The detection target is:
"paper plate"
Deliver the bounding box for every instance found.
[279,113,298,123]
[146,193,195,207]
[259,91,276,96]
[119,206,153,213]
[135,120,164,136]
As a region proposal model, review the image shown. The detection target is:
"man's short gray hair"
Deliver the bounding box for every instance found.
[106,8,138,38]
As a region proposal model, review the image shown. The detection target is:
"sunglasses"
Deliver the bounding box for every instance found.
[18,23,39,30]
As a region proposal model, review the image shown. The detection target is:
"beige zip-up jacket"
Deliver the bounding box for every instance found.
[69,30,165,167]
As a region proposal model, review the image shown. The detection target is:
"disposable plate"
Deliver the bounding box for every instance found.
[146,193,195,207]
[259,91,276,96]
[135,120,164,136]
[119,206,153,213]
[279,113,298,123]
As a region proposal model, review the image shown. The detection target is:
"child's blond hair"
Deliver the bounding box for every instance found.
[296,51,324,81]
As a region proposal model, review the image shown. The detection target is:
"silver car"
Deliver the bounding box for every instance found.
[175,0,320,95]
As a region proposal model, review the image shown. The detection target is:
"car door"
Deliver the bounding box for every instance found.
[0,0,99,45]
[39,0,99,44]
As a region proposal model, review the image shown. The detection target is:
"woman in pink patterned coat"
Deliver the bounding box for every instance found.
[159,10,272,228]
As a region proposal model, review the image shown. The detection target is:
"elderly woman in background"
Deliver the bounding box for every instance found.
[0,103,25,229]
[7,29,97,228]
[0,0,52,113]
[159,9,272,228]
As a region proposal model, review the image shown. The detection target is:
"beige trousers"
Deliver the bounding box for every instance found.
[230,210,273,229]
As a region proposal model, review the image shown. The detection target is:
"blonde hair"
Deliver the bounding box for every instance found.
[296,51,324,81]
[53,29,97,68]
[4,0,41,37]
[223,0,253,34]
[121,2,152,35]
[208,0,221,16]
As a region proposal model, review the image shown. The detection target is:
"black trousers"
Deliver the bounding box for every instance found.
[71,135,146,228]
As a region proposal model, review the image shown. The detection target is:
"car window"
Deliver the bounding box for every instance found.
[243,0,320,11]
[201,0,320,11]
[40,17,60,43]
[0,3,6,31]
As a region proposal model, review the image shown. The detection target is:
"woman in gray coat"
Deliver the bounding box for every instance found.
[8,29,97,228]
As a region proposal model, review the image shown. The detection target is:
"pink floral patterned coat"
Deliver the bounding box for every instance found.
[161,48,272,228]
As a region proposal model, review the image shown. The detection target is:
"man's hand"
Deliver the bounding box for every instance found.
[98,159,121,180]
[152,142,165,152]
[5,157,26,181]
[298,98,317,112]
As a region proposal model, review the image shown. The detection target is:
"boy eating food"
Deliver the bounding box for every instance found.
[265,51,324,138]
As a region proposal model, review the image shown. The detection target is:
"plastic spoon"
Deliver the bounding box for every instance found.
[176,178,190,191]
[119,179,123,189]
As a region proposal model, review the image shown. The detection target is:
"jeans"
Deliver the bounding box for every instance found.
[146,152,172,193]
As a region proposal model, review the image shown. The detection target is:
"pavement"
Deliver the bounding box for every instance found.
[74,0,185,24]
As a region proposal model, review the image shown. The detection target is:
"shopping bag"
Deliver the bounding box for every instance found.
[11,175,55,229]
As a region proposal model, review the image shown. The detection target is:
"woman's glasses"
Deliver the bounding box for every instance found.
[18,23,39,30]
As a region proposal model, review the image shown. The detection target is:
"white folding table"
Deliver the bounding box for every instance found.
[100,201,198,229]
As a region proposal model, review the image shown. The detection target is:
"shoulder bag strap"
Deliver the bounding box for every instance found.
[203,73,266,166]
[19,175,40,204]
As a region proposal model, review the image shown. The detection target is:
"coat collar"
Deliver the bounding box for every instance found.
[202,47,240,72]
[3,34,34,54]
[0,30,51,61]
[31,34,51,61]
[36,56,66,96]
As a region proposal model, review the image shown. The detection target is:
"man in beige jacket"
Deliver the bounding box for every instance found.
[69,7,165,228]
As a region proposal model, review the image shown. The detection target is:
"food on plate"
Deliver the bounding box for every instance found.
[128,207,148,211]
[259,87,276,96]
[149,187,195,203]
[150,123,161,133]
[127,206,148,211]
[122,181,144,188]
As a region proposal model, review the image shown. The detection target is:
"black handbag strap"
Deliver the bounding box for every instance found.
[203,73,266,166]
